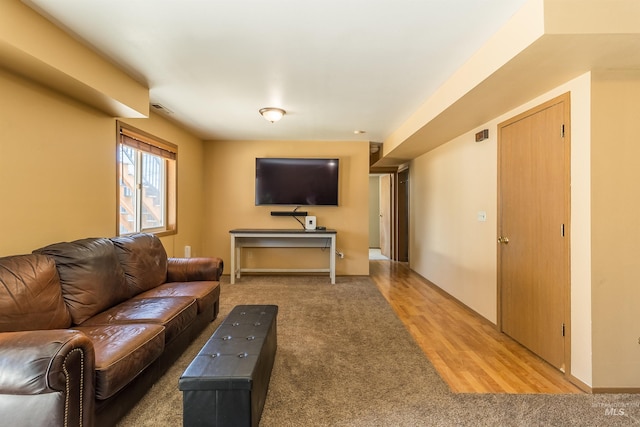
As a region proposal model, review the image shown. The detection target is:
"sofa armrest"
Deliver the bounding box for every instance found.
[167,257,224,282]
[0,329,95,426]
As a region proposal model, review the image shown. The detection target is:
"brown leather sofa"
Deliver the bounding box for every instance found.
[0,233,223,427]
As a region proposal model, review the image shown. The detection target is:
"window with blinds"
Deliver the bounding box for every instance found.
[117,122,177,236]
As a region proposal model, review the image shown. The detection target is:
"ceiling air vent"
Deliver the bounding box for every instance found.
[151,103,173,114]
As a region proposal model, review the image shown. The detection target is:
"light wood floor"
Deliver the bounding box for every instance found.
[370,259,583,394]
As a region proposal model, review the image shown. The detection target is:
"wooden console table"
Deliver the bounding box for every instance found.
[229,229,337,284]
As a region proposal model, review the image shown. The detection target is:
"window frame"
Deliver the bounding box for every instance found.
[117,122,177,237]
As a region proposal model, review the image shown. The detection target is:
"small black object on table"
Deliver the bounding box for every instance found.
[179,305,278,427]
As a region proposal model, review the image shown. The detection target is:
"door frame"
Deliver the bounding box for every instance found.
[397,167,409,262]
[496,92,572,375]
[379,173,393,259]
[369,164,410,262]
[369,168,408,262]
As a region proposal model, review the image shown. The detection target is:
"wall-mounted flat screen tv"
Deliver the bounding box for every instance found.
[255,158,339,206]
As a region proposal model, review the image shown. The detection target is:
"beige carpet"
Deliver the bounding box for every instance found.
[118,275,640,426]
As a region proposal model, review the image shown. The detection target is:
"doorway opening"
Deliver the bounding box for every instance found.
[368,168,409,262]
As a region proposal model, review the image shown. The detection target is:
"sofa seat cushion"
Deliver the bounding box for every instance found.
[81,297,197,344]
[0,254,71,332]
[75,324,165,400]
[133,281,220,315]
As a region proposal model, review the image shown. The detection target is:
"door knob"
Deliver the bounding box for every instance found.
[497,236,509,244]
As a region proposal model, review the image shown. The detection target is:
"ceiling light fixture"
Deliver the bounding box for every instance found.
[259,107,286,123]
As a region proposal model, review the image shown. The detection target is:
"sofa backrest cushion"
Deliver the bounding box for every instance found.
[0,254,72,332]
[111,233,168,296]
[34,238,129,325]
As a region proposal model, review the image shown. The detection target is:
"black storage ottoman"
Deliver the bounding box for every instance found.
[179,305,278,427]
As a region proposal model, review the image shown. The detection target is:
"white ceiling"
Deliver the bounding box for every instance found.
[24,0,528,142]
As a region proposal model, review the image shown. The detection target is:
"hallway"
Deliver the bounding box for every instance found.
[370,260,583,394]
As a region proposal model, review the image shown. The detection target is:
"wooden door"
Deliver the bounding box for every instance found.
[498,94,570,371]
[379,174,392,259]
[397,169,409,262]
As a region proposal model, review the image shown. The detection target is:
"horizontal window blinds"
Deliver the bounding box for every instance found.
[119,127,177,160]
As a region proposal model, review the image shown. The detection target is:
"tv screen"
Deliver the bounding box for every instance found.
[255,158,339,206]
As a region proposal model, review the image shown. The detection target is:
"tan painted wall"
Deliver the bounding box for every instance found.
[0,69,206,257]
[410,72,594,386]
[0,69,115,255]
[410,125,498,321]
[591,71,640,388]
[202,140,369,276]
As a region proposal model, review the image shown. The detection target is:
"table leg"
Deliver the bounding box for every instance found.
[230,235,236,284]
[330,235,336,284]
